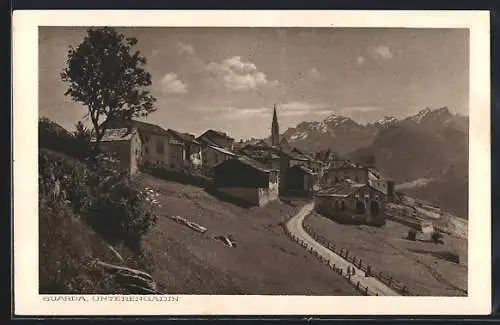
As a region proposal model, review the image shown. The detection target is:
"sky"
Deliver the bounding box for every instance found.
[39,27,469,140]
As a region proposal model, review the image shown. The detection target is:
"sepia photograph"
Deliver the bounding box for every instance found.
[13,10,491,315]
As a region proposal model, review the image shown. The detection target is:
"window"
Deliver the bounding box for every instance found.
[341,201,346,211]
[354,176,359,182]
[145,147,149,154]
[145,135,149,142]
[170,164,174,169]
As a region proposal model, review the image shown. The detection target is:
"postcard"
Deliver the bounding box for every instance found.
[12,9,491,315]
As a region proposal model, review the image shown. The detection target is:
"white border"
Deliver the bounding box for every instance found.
[12,10,491,316]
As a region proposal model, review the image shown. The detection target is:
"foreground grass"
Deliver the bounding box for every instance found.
[137,173,359,295]
[304,212,468,296]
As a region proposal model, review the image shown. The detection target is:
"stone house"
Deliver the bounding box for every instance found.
[106,119,171,168]
[213,156,279,207]
[95,128,142,176]
[314,180,387,226]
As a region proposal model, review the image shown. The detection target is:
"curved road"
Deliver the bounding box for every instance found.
[287,202,400,296]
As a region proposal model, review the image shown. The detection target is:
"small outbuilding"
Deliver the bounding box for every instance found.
[213,156,279,207]
[282,164,316,197]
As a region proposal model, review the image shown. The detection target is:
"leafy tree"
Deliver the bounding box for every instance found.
[61,27,157,151]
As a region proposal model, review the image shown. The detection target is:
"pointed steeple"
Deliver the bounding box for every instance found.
[271,104,280,147]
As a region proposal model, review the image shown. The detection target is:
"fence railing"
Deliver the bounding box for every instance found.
[281,219,417,296]
[281,222,381,296]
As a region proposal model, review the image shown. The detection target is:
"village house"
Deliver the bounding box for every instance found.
[213,156,279,207]
[198,129,235,151]
[314,180,387,226]
[94,127,142,176]
[166,129,202,170]
[197,135,238,169]
[322,162,395,199]
[106,119,171,167]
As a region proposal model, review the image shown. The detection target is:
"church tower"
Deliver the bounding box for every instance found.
[271,104,280,147]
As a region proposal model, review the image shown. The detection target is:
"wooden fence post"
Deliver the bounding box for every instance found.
[365,287,369,295]
[339,269,343,276]
[389,277,392,286]
[356,281,360,290]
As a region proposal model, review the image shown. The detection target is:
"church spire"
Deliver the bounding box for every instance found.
[271,104,280,147]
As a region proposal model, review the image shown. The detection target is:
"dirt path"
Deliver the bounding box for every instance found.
[286,203,400,296]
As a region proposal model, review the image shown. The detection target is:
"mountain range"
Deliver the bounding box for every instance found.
[264,107,469,218]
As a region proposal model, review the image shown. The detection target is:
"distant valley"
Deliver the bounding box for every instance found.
[248,107,469,218]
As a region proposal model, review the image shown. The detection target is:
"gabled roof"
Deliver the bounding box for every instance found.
[97,128,136,142]
[215,156,276,173]
[239,147,280,160]
[167,129,201,145]
[199,129,234,141]
[106,119,169,136]
[315,180,385,198]
[198,135,220,147]
[236,156,276,172]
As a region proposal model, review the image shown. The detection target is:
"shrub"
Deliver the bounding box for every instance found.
[86,177,158,252]
[39,149,158,253]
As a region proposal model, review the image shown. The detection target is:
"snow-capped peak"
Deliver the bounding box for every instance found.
[323,113,355,127]
[374,115,398,126]
[411,107,432,123]
[408,107,452,124]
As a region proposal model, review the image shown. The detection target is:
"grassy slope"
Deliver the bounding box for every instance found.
[304,213,468,296]
[136,173,359,295]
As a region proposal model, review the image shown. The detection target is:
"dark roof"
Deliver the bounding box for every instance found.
[239,147,280,160]
[315,181,367,198]
[237,156,277,172]
[216,156,276,173]
[106,119,169,136]
[167,129,200,145]
[315,180,386,198]
[199,129,234,141]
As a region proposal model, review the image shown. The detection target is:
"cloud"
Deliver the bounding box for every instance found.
[205,56,278,92]
[306,68,326,82]
[356,56,366,66]
[279,101,331,117]
[339,106,383,113]
[159,72,188,94]
[176,42,195,56]
[371,45,394,60]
